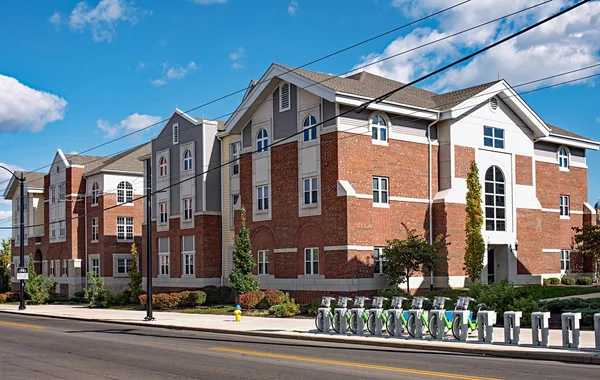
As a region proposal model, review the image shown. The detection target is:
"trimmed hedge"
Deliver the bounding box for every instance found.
[576,277,593,285]
[0,292,18,303]
[561,277,576,286]
[180,290,207,307]
[202,286,233,305]
[239,290,265,309]
[544,277,560,285]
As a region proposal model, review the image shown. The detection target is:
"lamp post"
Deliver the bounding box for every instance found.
[144,158,154,321]
[0,166,26,311]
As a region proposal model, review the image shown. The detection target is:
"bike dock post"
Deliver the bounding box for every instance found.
[367,297,386,336]
[333,297,351,335]
[386,296,406,337]
[531,312,550,347]
[349,296,368,336]
[503,311,522,345]
[317,297,335,334]
[407,309,424,339]
[452,310,470,341]
[561,312,581,349]
[477,311,496,343]
[429,310,445,340]
[594,313,600,350]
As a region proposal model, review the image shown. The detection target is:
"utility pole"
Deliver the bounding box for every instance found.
[144,158,154,321]
[19,172,25,310]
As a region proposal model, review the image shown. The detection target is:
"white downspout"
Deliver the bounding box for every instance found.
[216,134,225,287]
[427,113,439,290]
[83,175,88,288]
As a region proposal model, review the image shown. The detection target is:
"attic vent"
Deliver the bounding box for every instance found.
[489,97,498,112]
[279,82,291,112]
[173,123,179,145]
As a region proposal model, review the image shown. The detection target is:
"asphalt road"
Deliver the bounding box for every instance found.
[0,313,597,380]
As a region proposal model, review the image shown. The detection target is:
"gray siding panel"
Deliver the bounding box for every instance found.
[242,121,252,148]
[340,105,437,139]
[323,100,336,127]
[273,84,298,140]
[206,137,222,212]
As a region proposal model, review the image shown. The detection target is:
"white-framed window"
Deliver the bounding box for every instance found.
[59,185,65,201]
[59,221,65,237]
[257,129,269,153]
[231,142,241,176]
[184,198,193,221]
[558,146,569,169]
[303,177,318,205]
[49,261,54,276]
[56,165,60,174]
[91,182,99,206]
[258,250,270,275]
[159,156,168,177]
[279,82,291,112]
[257,185,269,211]
[560,195,570,217]
[303,115,317,142]
[90,258,100,277]
[183,149,193,171]
[117,217,134,240]
[560,250,570,273]
[159,202,168,224]
[484,126,504,149]
[116,258,131,275]
[374,247,387,275]
[485,166,506,231]
[372,177,388,204]
[51,187,56,203]
[182,235,195,276]
[371,114,387,142]
[62,259,67,276]
[230,194,239,228]
[51,223,56,238]
[173,123,179,145]
[158,237,170,276]
[305,247,319,275]
[117,181,133,204]
[91,218,98,242]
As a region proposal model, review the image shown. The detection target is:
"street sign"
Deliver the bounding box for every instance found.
[16,267,28,281]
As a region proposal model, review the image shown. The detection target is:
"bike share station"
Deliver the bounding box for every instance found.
[314,294,600,352]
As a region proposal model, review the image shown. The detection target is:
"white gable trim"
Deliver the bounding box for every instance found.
[51,149,71,173]
[152,109,201,142]
[538,135,600,150]
[335,94,438,121]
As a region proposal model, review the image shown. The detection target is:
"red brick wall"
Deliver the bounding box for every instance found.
[536,162,587,210]
[432,202,466,277]
[515,155,533,186]
[454,146,475,179]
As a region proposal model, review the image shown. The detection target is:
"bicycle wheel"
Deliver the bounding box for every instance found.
[315,310,324,332]
[386,315,396,336]
[407,314,417,337]
[349,313,358,333]
[332,313,341,333]
[429,314,439,339]
[451,315,462,340]
[367,313,376,335]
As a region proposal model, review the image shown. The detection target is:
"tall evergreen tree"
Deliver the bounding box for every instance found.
[464,161,485,283]
[128,243,143,303]
[229,206,259,296]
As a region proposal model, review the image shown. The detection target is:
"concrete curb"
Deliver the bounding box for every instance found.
[2,309,599,365]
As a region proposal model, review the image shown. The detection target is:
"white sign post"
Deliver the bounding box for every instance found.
[16,267,28,281]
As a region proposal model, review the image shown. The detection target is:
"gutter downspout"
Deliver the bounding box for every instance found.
[216,134,225,287]
[82,175,88,288]
[427,113,440,291]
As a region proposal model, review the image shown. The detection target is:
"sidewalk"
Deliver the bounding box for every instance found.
[1,304,599,365]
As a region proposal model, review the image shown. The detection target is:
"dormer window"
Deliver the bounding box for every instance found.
[371,114,387,142]
[558,146,569,169]
[173,123,179,145]
[279,82,291,112]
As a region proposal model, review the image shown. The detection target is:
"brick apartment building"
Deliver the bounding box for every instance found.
[218,64,599,301]
[140,110,223,291]
[4,145,148,296]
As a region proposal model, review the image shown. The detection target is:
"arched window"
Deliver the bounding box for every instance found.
[485,166,506,232]
[56,165,59,173]
[257,129,269,153]
[117,181,133,204]
[183,150,193,171]
[91,182,99,206]
[558,146,569,169]
[371,114,387,142]
[303,115,317,142]
[159,156,168,176]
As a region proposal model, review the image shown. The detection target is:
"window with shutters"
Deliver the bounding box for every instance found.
[279,82,291,112]
[173,123,179,144]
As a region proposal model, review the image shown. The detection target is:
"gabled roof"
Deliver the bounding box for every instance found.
[432,81,500,110]
[2,171,46,199]
[84,143,150,176]
[546,123,594,142]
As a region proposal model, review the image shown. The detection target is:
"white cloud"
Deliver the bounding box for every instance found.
[229,47,245,69]
[0,211,11,220]
[0,75,67,133]
[288,0,298,16]
[68,151,79,155]
[137,62,146,69]
[53,0,149,43]
[192,0,226,4]
[96,113,161,138]
[357,0,600,93]
[0,163,23,205]
[232,62,245,70]
[151,61,197,85]
[150,78,166,87]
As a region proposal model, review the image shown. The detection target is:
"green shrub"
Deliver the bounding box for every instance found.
[257,289,284,309]
[239,290,265,309]
[4,292,19,302]
[576,277,593,285]
[0,293,7,303]
[561,277,576,285]
[217,286,233,303]
[544,277,561,285]
[103,290,131,307]
[510,297,547,326]
[203,286,220,304]
[24,255,55,305]
[268,293,300,317]
[180,290,206,307]
[543,298,600,313]
[83,272,106,308]
[468,280,517,315]
[152,293,182,309]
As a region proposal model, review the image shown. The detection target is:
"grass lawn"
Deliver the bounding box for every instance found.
[178,305,269,317]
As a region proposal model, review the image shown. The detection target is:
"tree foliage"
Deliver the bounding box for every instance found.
[383,226,448,294]
[84,271,106,307]
[572,225,600,277]
[0,239,11,292]
[464,161,485,284]
[128,243,143,303]
[229,206,260,295]
[24,254,54,304]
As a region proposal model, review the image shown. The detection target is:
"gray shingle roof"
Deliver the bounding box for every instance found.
[83,143,150,175]
[546,123,594,141]
[13,171,45,189]
[431,81,500,110]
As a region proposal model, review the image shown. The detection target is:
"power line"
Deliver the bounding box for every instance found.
[1,0,590,230]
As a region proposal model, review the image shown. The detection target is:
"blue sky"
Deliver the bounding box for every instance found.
[0,0,599,239]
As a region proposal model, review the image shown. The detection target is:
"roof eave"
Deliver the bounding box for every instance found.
[539,135,600,150]
[335,93,438,120]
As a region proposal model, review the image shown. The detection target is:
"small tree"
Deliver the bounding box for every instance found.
[464,161,485,284]
[229,206,259,296]
[572,225,600,278]
[24,254,55,304]
[0,239,11,292]
[384,227,448,294]
[84,271,106,308]
[128,243,143,303]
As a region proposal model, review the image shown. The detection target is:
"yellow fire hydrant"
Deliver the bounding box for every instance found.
[234,304,242,322]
